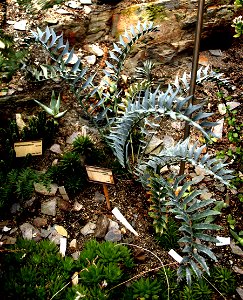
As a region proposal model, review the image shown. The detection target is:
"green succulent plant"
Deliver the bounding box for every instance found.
[210,267,236,295]
[129,277,162,300]
[34,91,67,121]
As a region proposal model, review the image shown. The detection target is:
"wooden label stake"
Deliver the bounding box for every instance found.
[85,166,115,210]
[103,184,111,210]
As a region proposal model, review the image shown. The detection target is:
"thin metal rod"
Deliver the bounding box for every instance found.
[179,0,205,176]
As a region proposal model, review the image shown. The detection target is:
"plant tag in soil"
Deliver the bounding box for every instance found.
[59,186,69,201]
[86,166,114,184]
[60,237,67,257]
[14,140,42,157]
[168,249,183,263]
[216,236,230,246]
[112,207,138,236]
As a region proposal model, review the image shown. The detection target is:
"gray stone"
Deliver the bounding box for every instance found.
[33,217,48,228]
[66,1,82,9]
[233,266,243,275]
[191,175,204,184]
[66,132,82,144]
[69,239,77,249]
[20,223,34,240]
[72,251,81,260]
[85,44,104,57]
[83,5,91,14]
[79,0,92,4]
[59,186,69,201]
[23,197,36,208]
[48,230,62,245]
[212,118,224,139]
[1,236,16,245]
[94,215,110,238]
[50,144,62,154]
[236,287,243,300]
[163,135,175,149]
[94,191,105,203]
[56,9,72,15]
[34,183,58,196]
[209,49,222,56]
[10,203,21,214]
[105,229,122,242]
[84,55,96,65]
[81,222,96,236]
[200,190,213,200]
[40,228,51,238]
[41,198,57,216]
[215,183,225,193]
[57,198,71,211]
[73,200,83,211]
[230,241,243,257]
[195,166,207,177]
[145,136,163,154]
[108,220,119,231]
[45,18,59,25]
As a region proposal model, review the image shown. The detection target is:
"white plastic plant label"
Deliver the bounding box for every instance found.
[60,237,67,257]
[112,207,139,236]
[168,249,183,263]
[216,236,230,246]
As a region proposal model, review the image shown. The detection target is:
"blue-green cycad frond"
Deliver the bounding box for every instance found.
[107,85,218,169]
[30,27,88,84]
[104,21,158,82]
[136,138,234,187]
[173,65,230,95]
[149,175,222,285]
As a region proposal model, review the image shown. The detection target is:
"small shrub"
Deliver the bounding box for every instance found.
[48,151,87,194]
[0,167,51,210]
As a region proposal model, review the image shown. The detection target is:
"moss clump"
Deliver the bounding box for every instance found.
[146,4,167,22]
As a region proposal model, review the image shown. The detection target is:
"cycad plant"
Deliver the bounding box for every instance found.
[29,21,234,284]
[104,39,234,286]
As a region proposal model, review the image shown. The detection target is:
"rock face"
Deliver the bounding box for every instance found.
[44,1,234,68]
[110,0,234,65]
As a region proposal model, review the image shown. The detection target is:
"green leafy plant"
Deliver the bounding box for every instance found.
[230,229,243,246]
[234,0,243,8]
[0,167,51,210]
[232,15,243,37]
[0,30,28,82]
[210,267,236,295]
[34,91,67,121]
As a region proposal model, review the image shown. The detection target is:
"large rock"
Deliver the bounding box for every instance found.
[110,0,234,66]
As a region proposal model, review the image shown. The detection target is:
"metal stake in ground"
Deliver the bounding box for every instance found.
[179,0,205,176]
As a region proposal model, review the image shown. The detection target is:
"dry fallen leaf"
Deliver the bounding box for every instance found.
[55,225,68,237]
